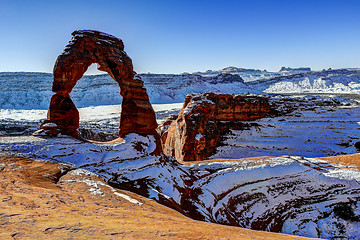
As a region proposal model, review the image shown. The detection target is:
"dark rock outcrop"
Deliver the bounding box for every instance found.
[41,30,158,143]
[355,141,360,151]
[159,93,271,161]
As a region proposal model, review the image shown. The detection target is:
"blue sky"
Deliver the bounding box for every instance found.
[0,0,359,74]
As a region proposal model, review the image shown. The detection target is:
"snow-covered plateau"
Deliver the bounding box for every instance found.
[1,67,360,109]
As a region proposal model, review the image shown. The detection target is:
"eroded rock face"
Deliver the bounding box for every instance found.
[159,93,271,161]
[42,30,158,140]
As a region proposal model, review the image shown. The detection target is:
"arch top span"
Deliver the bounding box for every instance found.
[52,30,134,94]
[41,30,159,150]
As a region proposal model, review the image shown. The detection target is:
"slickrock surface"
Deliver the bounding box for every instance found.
[0,155,308,240]
[320,154,360,169]
[42,30,158,140]
[1,136,359,239]
[159,93,271,161]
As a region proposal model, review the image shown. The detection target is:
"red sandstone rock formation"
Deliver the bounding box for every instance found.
[41,94,79,136]
[41,30,159,151]
[159,93,271,161]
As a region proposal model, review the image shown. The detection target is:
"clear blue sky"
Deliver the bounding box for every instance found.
[0,0,359,74]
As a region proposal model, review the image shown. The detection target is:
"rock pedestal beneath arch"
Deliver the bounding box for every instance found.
[45,93,79,136]
[40,30,159,153]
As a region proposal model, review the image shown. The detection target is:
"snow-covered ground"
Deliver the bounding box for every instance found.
[1,94,359,158]
[211,104,360,159]
[0,103,183,138]
[0,103,183,123]
[265,75,360,94]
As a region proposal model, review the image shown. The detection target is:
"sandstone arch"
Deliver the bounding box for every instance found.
[41,30,158,140]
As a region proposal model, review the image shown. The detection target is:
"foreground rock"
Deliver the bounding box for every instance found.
[1,156,301,240]
[1,136,360,239]
[41,30,158,143]
[159,93,272,161]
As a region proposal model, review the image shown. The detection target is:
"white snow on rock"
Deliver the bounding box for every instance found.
[70,168,98,177]
[61,171,142,205]
[0,135,359,239]
[263,69,360,94]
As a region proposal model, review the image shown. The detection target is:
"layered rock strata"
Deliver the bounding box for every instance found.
[41,30,158,143]
[159,93,271,161]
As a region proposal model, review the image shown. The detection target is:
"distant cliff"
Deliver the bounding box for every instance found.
[1,68,360,109]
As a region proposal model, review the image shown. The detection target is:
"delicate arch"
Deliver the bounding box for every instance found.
[41,30,158,140]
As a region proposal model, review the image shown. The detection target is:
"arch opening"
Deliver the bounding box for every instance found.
[71,64,123,141]
[83,63,104,76]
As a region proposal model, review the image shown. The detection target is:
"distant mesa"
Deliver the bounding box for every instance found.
[200,73,245,84]
[193,66,263,75]
[279,67,311,72]
[39,30,161,154]
[221,66,259,72]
